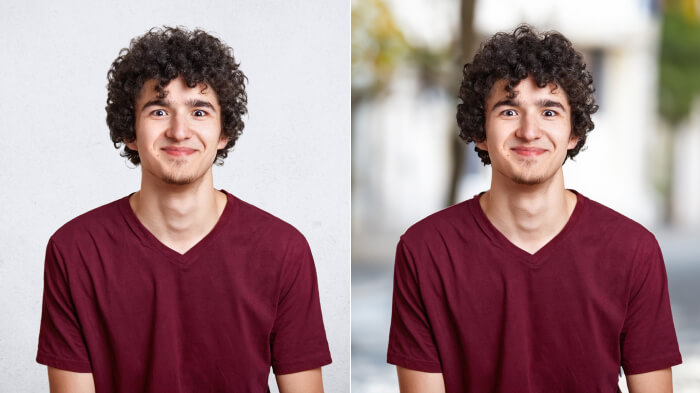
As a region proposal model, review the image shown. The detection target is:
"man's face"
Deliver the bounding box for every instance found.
[477,76,578,186]
[128,76,227,186]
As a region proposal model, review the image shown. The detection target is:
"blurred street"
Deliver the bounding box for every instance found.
[352,228,700,393]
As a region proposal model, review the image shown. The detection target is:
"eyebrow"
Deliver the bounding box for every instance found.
[490,98,567,113]
[141,98,217,113]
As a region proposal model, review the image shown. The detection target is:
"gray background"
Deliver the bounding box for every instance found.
[0,1,349,392]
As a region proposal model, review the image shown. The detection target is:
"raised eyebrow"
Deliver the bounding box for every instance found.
[141,99,169,112]
[539,99,567,112]
[490,98,520,113]
[187,99,217,113]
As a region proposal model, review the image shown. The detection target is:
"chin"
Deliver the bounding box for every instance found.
[509,167,548,185]
[511,175,545,186]
[161,173,198,185]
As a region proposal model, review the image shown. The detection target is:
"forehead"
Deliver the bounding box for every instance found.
[136,77,219,103]
[485,77,569,107]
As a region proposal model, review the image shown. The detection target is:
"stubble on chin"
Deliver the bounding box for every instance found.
[511,174,544,185]
[160,160,197,185]
[160,159,194,186]
[161,174,196,185]
[509,159,547,185]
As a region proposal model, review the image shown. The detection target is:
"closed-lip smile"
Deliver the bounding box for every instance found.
[511,146,546,156]
[162,146,197,156]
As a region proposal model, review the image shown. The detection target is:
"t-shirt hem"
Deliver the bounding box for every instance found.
[272,354,333,375]
[36,352,92,373]
[623,352,683,375]
[387,353,442,373]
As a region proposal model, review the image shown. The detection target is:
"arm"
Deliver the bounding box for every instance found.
[626,368,672,393]
[397,366,445,393]
[275,368,324,393]
[47,367,95,393]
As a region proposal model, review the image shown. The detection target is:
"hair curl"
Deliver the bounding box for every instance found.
[456,24,598,165]
[106,26,247,165]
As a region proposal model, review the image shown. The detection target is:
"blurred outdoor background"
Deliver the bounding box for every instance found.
[352,0,700,391]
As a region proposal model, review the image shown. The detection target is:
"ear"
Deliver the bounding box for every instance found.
[475,139,488,151]
[217,134,229,150]
[125,140,138,151]
[567,134,579,150]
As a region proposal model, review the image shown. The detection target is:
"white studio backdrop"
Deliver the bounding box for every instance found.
[0,1,350,392]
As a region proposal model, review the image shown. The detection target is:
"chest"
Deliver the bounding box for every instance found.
[417,240,633,336]
[66,239,282,343]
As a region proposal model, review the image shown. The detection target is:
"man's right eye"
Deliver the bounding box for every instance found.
[151,109,167,116]
[501,109,517,116]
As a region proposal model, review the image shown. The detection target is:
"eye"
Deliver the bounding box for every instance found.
[193,109,207,117]
[543,110,557,117]
[151,109,167,117]
[501,109,517,117]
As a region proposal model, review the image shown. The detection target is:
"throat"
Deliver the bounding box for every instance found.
[479,189,577,255]
[129,189,227,255]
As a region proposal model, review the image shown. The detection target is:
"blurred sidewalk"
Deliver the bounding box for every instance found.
[352,227,700,393]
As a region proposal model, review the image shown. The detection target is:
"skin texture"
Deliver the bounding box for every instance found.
[276,368,325,393]
[47,368,94,393]
[399,78,673,391]
[47,77,325,391]
[397,367,445,393]
[478,77,577,188]
[395,367,674,393]
[48,367,325,393]
[627,368,673,393]
[129,77,227,189]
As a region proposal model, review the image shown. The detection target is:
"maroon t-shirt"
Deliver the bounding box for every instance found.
[388,192,681,392]
[37,191,331,392]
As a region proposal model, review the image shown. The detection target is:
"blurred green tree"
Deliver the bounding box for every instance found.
[351,0,459,104]
[659,0,700,124]
[657,0,700,223]
[351,0,476,206]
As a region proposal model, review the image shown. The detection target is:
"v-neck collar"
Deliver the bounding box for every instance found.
[467,190,585,266]
[118,189,236,266]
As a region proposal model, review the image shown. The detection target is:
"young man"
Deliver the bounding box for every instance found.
[37,27,331,393]
[387,25,682,393]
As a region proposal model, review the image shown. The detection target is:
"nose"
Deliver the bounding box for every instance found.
[165,112,191,141]
[515,112,541,141]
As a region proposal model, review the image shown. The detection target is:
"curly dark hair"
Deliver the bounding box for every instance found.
[106,26,247,166]
[456,24,598,165]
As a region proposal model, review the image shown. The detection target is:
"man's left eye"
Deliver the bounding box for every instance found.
[543,110,556,117]
[193,110,206,117]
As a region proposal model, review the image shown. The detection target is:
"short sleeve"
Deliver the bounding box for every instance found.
[387,239,442,372]
[270,236,332,375]
[36,239,92,372]
[620,236,682,375]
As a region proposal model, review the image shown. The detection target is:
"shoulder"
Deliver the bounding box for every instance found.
[225,192,309,250]
[50,197,127,249]
[225,194,316,279]
[578,193,657,245]
[576,193,662,272]
[400,198,475,248]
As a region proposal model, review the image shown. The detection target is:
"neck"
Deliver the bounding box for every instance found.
[129,168,226,254]
[480,168,576,254]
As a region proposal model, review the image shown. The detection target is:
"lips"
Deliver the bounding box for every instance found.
[511,146,547,157]
[161,146,197,156]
